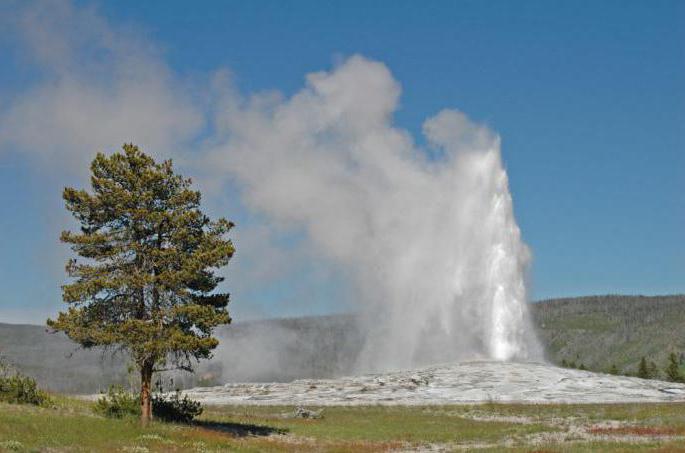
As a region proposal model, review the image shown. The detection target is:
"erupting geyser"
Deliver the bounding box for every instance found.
[212,55,543,373]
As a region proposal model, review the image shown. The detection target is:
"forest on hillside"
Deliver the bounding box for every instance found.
[533,294,685,377]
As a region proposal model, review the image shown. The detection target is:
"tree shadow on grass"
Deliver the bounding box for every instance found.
[194,420,288,437]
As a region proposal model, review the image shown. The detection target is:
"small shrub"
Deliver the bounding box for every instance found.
[666,352,685,383]
[152,391,202,423]
[0,373,51,406]
[94,384,203,423]
[94,385,140,418]
[636,356,658,379]
[0,354,50,406]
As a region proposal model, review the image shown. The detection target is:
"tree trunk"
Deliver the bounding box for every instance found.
[140,362,153,426]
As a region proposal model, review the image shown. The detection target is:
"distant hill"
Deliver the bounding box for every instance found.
[0,315,363,393]
[1,295,683,393]
[532,294,685,376]
[0,323,130,393]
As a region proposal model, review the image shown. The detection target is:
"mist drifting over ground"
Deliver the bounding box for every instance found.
[208,56,542,374]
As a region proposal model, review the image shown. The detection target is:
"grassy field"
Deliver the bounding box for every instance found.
[1,397,685,452]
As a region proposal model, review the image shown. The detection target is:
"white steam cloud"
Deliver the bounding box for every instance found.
[1,0,541,370]
[208,56,542,370]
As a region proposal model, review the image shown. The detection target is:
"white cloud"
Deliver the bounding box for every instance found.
[0,0,202,170]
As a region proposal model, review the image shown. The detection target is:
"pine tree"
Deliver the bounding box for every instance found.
[48,145,234,424]
[637,356,649,379]
[666,352,684,383]
[609,364,619,375]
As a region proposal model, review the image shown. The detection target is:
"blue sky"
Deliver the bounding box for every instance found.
[0,0,683,324]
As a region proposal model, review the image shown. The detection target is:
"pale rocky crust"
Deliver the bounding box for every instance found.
[181,361,685,405]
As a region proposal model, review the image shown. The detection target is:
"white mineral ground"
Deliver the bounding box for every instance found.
[181,361,685,406]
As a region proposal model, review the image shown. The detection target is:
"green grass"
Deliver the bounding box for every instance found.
[1,396,685,452]
[202,405,556,444]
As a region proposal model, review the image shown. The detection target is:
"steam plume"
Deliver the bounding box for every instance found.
[209,55,542,371]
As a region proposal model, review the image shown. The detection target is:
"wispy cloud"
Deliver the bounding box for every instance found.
[0,0,202,171]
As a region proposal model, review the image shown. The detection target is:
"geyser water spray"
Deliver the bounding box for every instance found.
[212,55,543,372]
